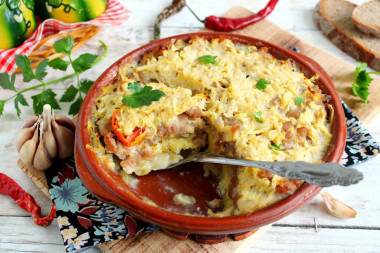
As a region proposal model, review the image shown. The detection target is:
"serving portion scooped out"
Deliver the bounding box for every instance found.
[86,36,336,216]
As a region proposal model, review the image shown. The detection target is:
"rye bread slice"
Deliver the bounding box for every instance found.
[313,0,380,71]
[353,0,380,37]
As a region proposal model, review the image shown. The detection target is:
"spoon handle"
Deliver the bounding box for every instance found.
[195,152,363,187]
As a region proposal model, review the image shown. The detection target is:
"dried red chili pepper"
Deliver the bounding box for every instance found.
[0,173,56,227]
[187,0,279,32]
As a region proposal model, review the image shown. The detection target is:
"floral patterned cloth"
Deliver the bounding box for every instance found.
[45,101,378,252]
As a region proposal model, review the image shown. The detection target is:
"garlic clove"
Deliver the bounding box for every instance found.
[52,116,75,159]
[33,140,54,170]
[14,117,38,152]
[40,106,58,159]
[19,126,39,166]
[321,192,357,218]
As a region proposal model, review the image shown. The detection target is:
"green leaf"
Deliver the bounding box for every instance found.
[31,89,61,115]
[355,62,367,76]
[14,93,29,118]
[35,59,49,81]
[197,55,217,65]
[53,35,74,55]
[69,96,83,116]
[122,82,165,108]
[127,82,142,93]
[48,58,70,71]
[256,78,269,90]
[72,53,98,72]
[0,73,16,91]
[351,62,374,105]
[15,55,35,82]
[0,100,5,117]
[60,85,78,102]
[295,96,305,105]
[270,143,283,151]
[79,79,94,94]
[253,111,263,123]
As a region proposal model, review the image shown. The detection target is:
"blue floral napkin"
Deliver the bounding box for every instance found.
[45,101,378,252]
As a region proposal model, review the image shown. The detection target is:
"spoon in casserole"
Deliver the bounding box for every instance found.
[166,151,363,187]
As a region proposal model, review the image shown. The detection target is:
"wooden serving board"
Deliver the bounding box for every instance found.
[20,5,380,253]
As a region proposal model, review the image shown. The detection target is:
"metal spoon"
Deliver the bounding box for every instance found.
[167,151,363,187]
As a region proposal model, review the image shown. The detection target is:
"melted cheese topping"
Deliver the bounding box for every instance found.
[88,37,333,216]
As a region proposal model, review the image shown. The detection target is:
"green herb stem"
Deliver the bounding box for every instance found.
[2,41,107,105]
[367,72,380,75]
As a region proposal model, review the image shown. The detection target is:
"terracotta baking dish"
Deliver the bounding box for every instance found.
[75,32,346,239]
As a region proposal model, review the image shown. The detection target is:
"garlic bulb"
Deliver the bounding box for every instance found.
[14,104,76,170]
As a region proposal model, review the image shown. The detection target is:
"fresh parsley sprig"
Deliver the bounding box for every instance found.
[352,62,380,105]
[197,55,217,65]
[0,35,107,117]
[122,82,165,108]
[253,111,263,123]
[295,96,305,105]
[270,143,283,151]
[256,78,269,90]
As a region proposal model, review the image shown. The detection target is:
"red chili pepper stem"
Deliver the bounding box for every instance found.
[185,4,205,24]
[0,173,56,227]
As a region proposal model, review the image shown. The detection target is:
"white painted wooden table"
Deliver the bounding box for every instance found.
[1,0,379,252]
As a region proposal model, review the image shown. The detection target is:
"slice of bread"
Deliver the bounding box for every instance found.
[353,0,380,37]
[313,0,380,71]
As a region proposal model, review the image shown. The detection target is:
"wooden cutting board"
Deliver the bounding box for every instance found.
[20,5,380,253]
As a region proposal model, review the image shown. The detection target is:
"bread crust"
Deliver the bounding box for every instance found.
[352,0,380,37]
[313,0,380,71]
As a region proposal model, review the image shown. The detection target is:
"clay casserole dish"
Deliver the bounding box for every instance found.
[75,32,346,236]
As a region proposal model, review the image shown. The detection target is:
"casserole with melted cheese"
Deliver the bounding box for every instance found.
[87,37,333,216]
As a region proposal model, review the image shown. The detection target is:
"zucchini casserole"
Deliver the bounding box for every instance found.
[87,37,333,216]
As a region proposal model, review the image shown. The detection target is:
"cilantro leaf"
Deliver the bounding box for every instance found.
[0,73,16,91]
[35,59,49,81]
[69,96,83,116]
[355,62,367,76]
[122,82,165,108]
[270,143,283,151]
[31,89,61,115]
[295,96,305,105]
[79,79,94,94]
[253,111,263,123]
[53,35,74,55]
[72,53,98,72]
[256,78,269,90]
[0,100,5,117]
[14,93,29,118]
[15,55,35,82]
[351,62,380,105]
[60,85,78,102]
[48,58,70,71]
[197,55,217,65]
[127,82,143,93]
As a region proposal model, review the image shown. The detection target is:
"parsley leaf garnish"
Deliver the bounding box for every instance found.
[15,55,35,82]
[352,62,380,105]
[253,111,263,123]
[31,89,61,115]
[0,37,107,118]
[48,58,70,71]
[270,143,283,151]
[295,96,305,105]
[197,55,217,65]
[256,78,269,90]
[60,85,78,102]
[0,73,16,91]
[122,82,165,108]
